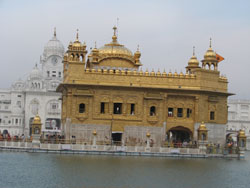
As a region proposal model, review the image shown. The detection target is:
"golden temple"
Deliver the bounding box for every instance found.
[57,27,232,146]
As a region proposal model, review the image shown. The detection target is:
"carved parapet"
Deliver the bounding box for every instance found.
[83,67,197,81]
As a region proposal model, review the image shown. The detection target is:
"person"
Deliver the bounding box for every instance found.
[7,133,11,141]
[21,134,25,142]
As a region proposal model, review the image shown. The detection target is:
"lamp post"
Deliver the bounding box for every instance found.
[110,113,113,146]
[92,129,97,146]
[146,132,151,149]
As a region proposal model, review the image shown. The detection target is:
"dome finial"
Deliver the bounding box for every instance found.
[94,41,97,48]
[54,27,56,37]
[113,26,117,36]
[193,46,195,56]
[137,45,140,51]
[76,29,79,41]
[112,26,118,43]
[209,37,212,48]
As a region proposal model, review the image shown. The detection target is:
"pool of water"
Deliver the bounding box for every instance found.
[1,151,250,188]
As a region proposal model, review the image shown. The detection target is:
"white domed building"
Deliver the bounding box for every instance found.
[0,29,64,136]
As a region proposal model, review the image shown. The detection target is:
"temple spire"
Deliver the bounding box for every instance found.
[76,29,79,41]
[209,37,212,48]
[113,26,117,36]
[112,26,117,43]
[54,27,56,37]
[193,46,195,56]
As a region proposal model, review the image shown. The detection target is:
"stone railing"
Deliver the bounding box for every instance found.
[0,141,202,155]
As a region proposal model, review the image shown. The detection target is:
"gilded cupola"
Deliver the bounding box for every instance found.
[86,26,142,70]
[201,38,219,71]
[64,29,88,63]
[186,46,200,74]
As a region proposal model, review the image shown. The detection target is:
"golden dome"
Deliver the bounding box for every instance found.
[238,129,246,137]
[204,48,216,58]
[204,39,216,59]
[188,55,199,65]
[97,26,133,58]
[98,44,133,57]
[198,121,207,131]
[33,115,41,124]
[146,132,151,137]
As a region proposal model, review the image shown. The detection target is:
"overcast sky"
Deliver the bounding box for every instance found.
[0,0,249,99]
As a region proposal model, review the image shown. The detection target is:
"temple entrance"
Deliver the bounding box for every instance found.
[168,126,192,143]
[112,132,122,145]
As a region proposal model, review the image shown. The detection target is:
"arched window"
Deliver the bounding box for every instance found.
[150,106,156,116]
[211,63,215,70]
[79,103,85,113]
[76,54,80,61]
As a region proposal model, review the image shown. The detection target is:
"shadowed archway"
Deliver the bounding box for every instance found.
[167,126,193,143]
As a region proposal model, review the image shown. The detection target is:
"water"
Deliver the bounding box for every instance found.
[1,151,250,188]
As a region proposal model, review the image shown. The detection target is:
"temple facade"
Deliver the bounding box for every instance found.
[57,27,232,146]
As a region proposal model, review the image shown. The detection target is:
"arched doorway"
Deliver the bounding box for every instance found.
[167,126,192,143]
[226,133,237,146]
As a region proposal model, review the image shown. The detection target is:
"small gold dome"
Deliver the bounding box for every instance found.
[146,132,151,137]
[150,69,155,76]
[72,41,81,47]
[72,29,82,47]
[188,55,199,65]
[204,47,216,58]
[33,115,41,124]
[238,129,246,137]
[204,39,216,59]
[156,69,161,76]
[198,121,207,131]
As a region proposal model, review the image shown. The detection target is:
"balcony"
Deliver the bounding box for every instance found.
[47,109,61,115]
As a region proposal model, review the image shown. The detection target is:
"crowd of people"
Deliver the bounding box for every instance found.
[0,131,26,141]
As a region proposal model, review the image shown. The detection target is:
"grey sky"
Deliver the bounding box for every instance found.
[0,0,249,99]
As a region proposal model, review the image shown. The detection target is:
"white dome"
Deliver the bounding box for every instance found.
[12,78,25,90]
[43,34,64,58]
[30,65,42,80]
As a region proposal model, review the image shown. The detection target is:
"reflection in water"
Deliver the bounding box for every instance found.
[1,151,250,188]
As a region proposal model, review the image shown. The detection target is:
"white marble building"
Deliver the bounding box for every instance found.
[227,99,250,136]
[0,30,64,136]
